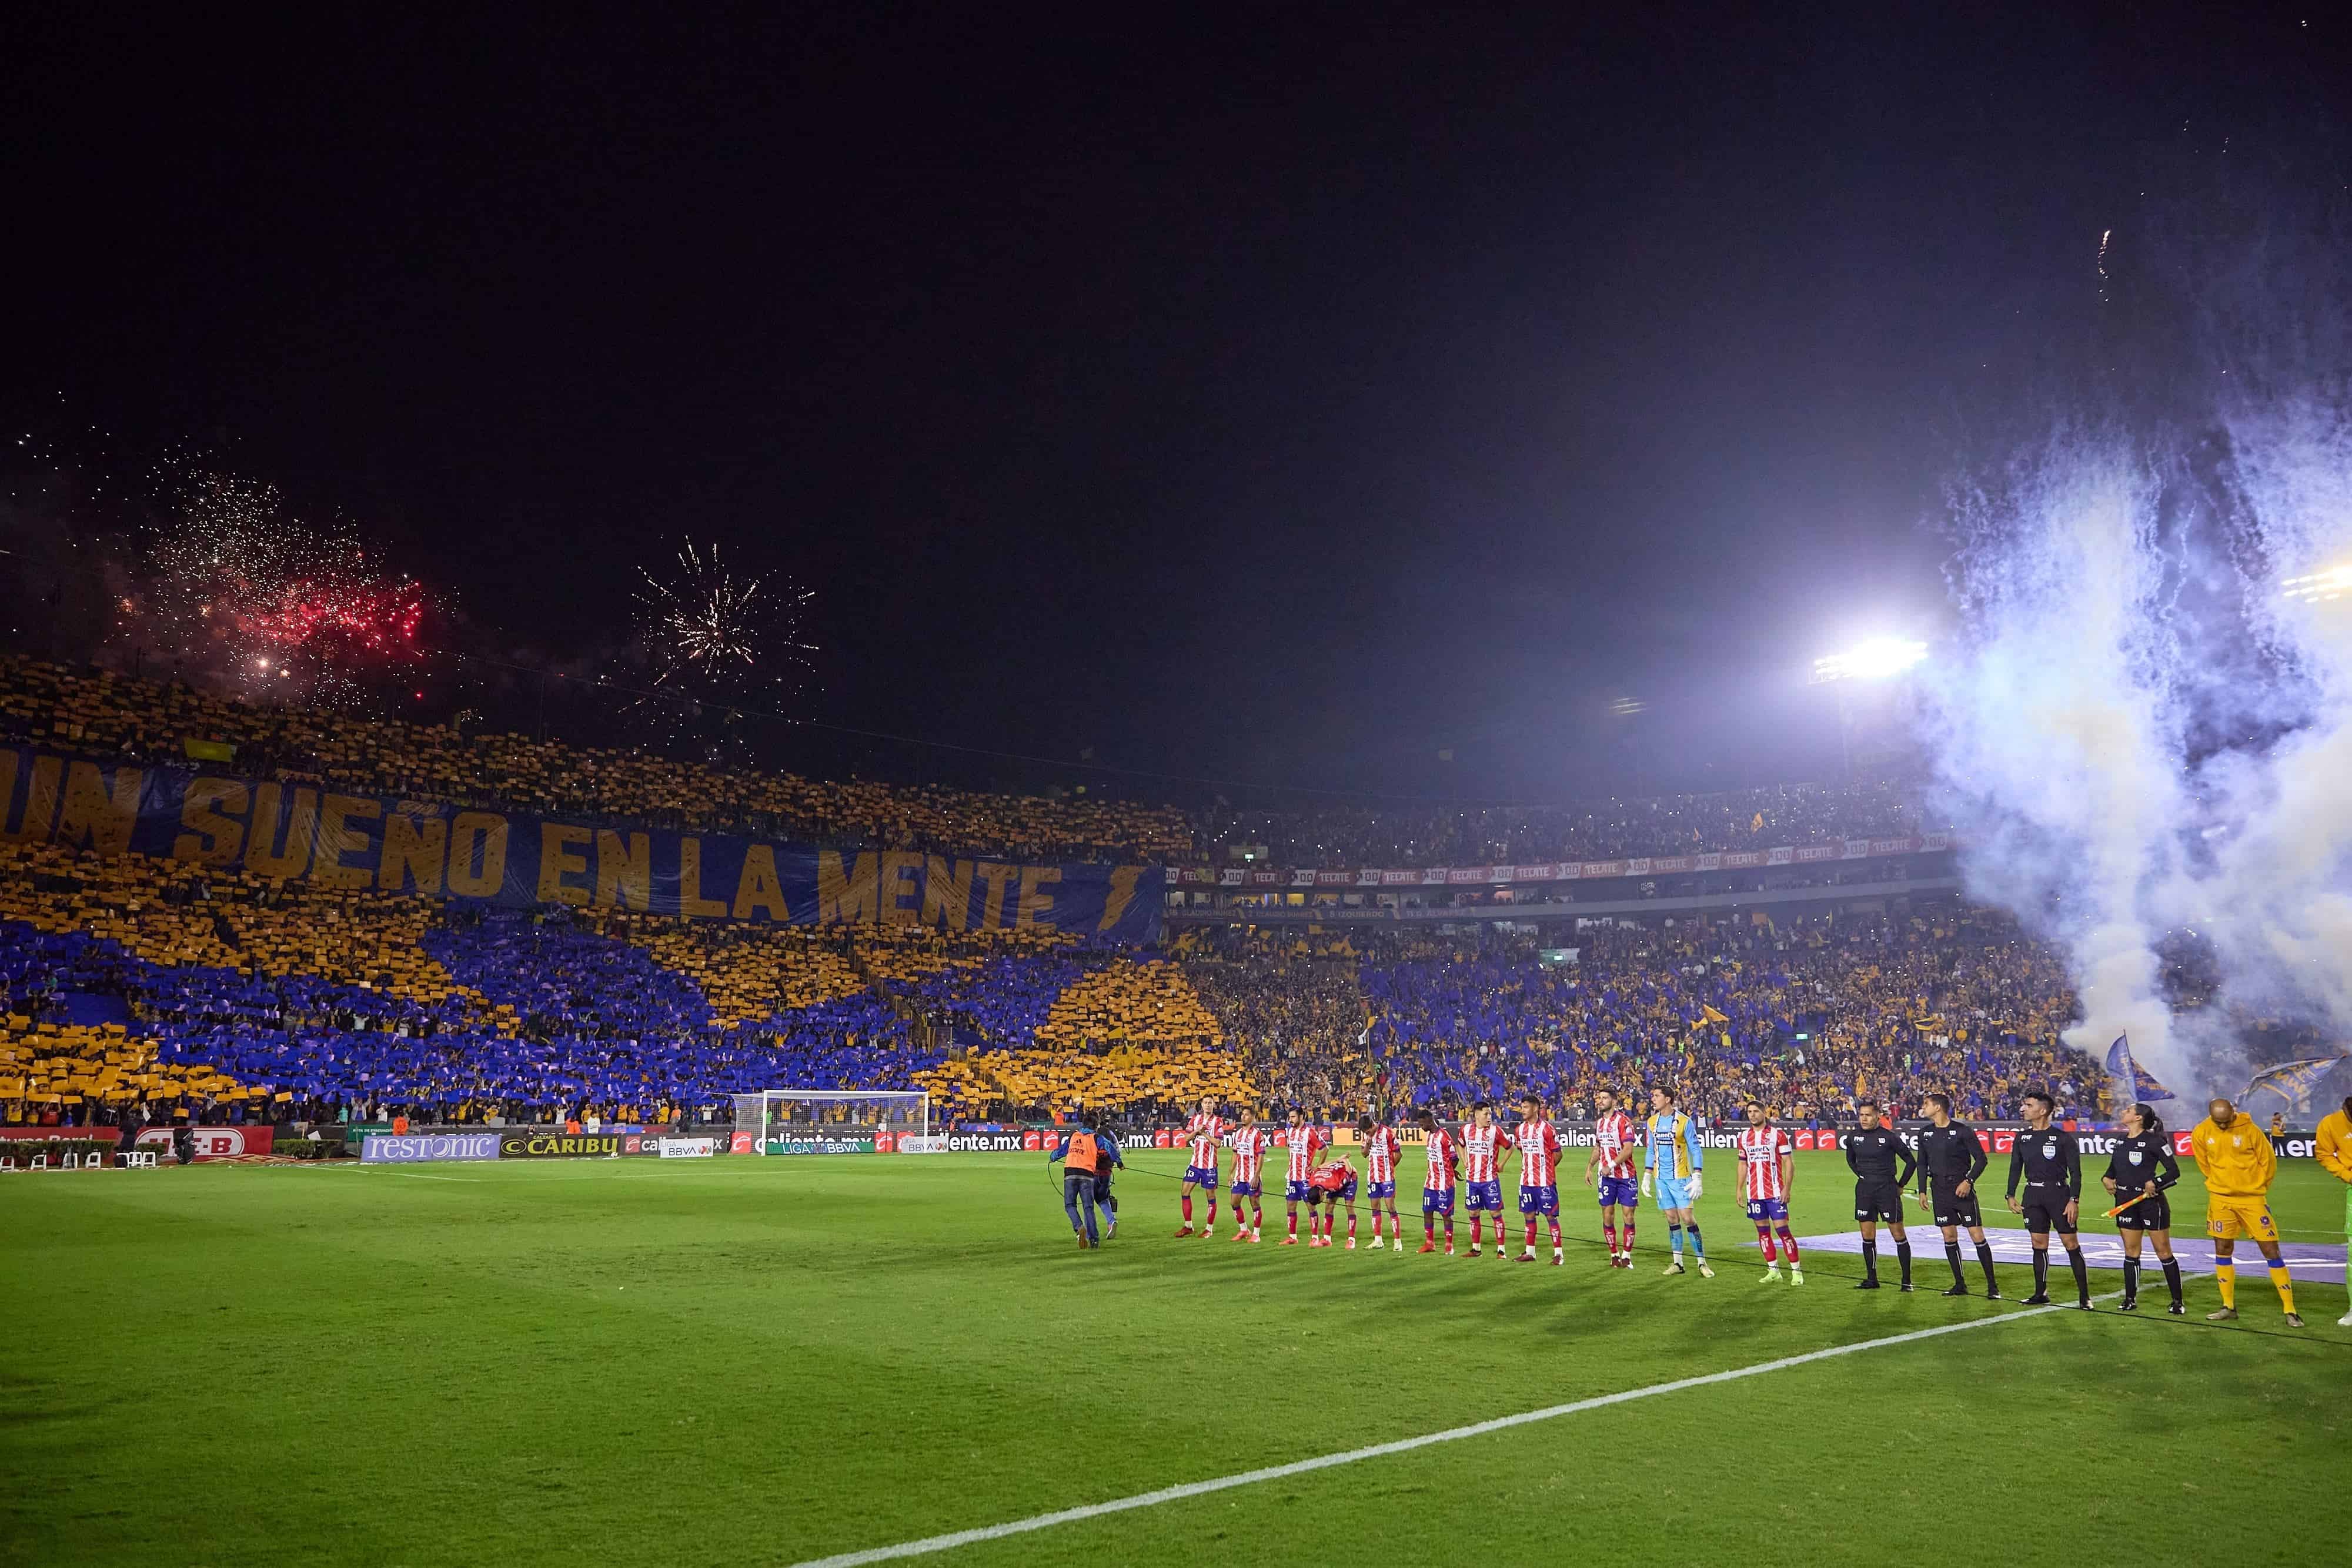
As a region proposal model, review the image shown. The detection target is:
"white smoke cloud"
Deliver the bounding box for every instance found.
[1920,223,2352,1103]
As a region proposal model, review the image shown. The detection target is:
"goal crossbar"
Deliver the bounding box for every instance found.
[733,1089,930,1154]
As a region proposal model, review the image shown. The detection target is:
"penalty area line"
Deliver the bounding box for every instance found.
[783,1299,2089,1568]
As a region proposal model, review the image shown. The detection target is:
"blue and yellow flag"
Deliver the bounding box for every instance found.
[2239,1054,2348,1111]
[2104,1034,2178,1110]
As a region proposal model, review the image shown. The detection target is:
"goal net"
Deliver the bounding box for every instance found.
[731,1089,930,1154]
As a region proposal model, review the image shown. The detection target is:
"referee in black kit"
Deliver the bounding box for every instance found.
[1844,1100,1916,1290]
[2004,1088,2093,1309]
[1915,1092,2000,1297]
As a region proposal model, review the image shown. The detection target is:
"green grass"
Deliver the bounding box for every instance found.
[3,1149,2346,1568]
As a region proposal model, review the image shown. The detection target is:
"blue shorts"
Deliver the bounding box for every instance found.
[1285,1179,1312,1203]
[1745,1197,1788,1223]
[1464,1179,1504,1212]
[1518,1184,1559,1217]
[1597,1176,1639,1209]
[1230,1180,1260,1198]
[1368,1179,1396,1200]
[1182,1164,1219,1190]
[1655,1175,1696,1211]
[1422,1187,1455,1215]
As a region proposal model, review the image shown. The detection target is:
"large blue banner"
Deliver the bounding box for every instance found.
[0,747,1162,941]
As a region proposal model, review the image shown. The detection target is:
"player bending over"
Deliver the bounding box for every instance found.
[1585,1088,1641,1267]
[1642,1086,1712,1277]
[1175,1096,1226,1238]
[1358,1114,1405,1251]
[2101,1101,2183,1315]
[1418,1109,1459,1255]
[1513,1094,1566,1265]
[2004,1089,2093,1309]
[1227,1112,1272,1242]
[1913,1092,2000,1298]
[1734,1100,1801,1285]
[2190,1098,2301,1326]
[1280,1108,1329,1248]
[1459,1102,1513,1258]
[1845,1099,1916,1290]
[1306,1155,1358,1248]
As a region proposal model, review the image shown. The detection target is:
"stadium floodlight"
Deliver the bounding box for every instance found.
[1809,638,1927,684]
[2282,564,2352,604]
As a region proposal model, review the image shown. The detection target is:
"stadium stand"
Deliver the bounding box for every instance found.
[0,656,2110,1135]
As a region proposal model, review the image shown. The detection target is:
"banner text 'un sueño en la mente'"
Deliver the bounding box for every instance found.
[0,747,1161,940]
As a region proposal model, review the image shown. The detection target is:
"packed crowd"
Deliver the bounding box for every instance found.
[1,656,1955,870]
[1357,911,2091,1123]
[1195,779,1929,868]
[0,655,1192,861]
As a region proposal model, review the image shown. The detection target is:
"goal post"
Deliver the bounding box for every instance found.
[731,1089,930,1154]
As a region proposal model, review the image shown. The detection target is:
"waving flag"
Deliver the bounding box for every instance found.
[2104,1034,2178,1112]
[2239,1055,2348,1111]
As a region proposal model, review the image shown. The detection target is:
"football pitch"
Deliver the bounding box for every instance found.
[5,1149,2347,1568]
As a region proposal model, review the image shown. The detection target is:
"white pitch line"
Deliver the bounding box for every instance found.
[784,1298,2100,1568]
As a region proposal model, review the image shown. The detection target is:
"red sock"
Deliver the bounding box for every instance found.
[1181,1195,1194,1223]
[1471,1217,1484,1247]
[1623,1221,1635,1251]
[1251,1203,1262,1229]
[1548,1219,1562,1250]
[1425,1216,1435,1241]
[1288,1211,1298,1239]
[1444,1218,1454,1241]
[1778,1226,1800,1261]
[1206,1201,1217,1227]
[1524,1219,1538,1249]
[1757,1227,1776,1261]
[1604,1221,1619,1253]
[1347,1213,1357,1241]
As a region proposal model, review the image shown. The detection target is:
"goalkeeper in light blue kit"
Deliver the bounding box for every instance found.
[1642,1086,1713,1278]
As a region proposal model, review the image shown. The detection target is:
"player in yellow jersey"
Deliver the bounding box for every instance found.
[2317,1095,2352,1329]
[2187,1098,2300,1328]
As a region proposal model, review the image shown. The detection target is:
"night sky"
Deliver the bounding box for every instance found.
[8,11,2346,802]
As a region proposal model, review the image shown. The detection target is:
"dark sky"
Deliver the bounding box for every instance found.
[9,9,2347,803]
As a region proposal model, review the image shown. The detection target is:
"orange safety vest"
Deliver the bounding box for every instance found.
[1064,1132,1100,1175]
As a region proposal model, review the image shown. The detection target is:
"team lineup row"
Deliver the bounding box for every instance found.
[1054,1087,2352,1330]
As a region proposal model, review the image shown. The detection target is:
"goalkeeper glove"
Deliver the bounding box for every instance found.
[1686,1175,1703,1201]
[1639,1171,1653,1197]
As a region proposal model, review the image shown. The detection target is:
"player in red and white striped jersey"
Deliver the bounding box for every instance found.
[1416,1108,1459,1253]
[1735,1101,1800,1282]
[1281,1108,1329,1246]
[1226,1114,1273,1241]
[1175,1097,1227,1237]
[1356,1114,1405,1251]
[1583,1089,1642,1266]
[1459,1103,1514,1257]
[1513,1095,1566,1265]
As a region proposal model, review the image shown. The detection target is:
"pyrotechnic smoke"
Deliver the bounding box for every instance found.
[1922,179,2352,1102]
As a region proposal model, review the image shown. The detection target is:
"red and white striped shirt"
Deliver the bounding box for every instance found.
[1424,1128,1459,1191]
[1459,1122,1511,1183]
[1514,1119,1562,1186]
[1228,1125,1272,1184]
[1184,1112,1227,1169]
[1362,1125,1402,1184]
[1736,1124,1794,1201]
[1284,1124,1328,1183]
[1593,1110,1639,1180]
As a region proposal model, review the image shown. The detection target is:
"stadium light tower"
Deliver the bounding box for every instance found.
[1809,638,1929,778]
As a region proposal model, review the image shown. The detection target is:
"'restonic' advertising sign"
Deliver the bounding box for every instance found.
[364,1132,501,1163]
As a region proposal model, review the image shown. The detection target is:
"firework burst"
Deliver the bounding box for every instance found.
[632,538,816,717]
